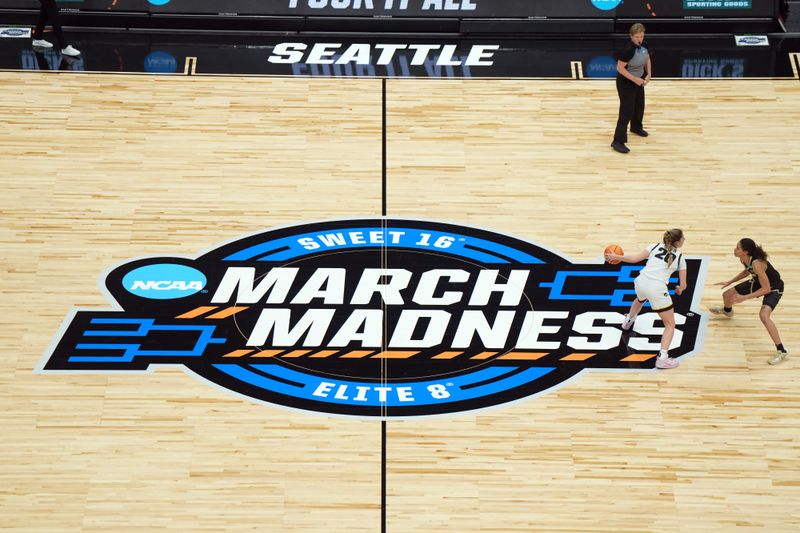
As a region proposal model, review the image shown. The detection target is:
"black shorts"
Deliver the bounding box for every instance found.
[734,279,783,310]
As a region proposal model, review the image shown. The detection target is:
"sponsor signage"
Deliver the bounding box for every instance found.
[681,57,746,77]
[684,0,752,8]
[0,0,777,17]
[734,35,769,46]
[0,27,31,38]
[147,0,616,17]
[40,219,708,418]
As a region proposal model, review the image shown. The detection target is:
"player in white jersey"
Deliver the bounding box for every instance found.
[605,229,687,369]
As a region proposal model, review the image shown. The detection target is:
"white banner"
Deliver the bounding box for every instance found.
[0,27,32,39]
[734,35,769,46]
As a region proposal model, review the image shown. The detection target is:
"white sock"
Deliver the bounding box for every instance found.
[658,350,669,360]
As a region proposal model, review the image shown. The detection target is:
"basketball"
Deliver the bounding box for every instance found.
[605,244,624,264]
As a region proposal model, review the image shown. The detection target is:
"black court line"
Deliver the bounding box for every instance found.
[382,78,388,217]
[381,417,387,533]
[381,76,388,533]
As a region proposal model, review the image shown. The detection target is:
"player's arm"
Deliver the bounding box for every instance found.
[737,261,772,300]
[675,268,687,295]
[714,268,749,287]
[606,248,650,264]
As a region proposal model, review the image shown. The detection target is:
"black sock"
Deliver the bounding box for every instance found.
[724,306,732,313]
[776,344,786,353]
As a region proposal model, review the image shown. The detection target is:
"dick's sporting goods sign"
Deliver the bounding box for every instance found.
[39,219,708,417]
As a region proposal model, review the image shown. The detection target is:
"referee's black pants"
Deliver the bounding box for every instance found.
[33,0,66,49]
[613,76,645,144]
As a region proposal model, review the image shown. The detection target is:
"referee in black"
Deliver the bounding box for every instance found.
[611,23,651,154]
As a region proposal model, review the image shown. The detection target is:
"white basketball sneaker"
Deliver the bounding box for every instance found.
[32,39,54,48]
[655,357,679,369]
[709,306,733,318]
[61,45,81,57]
[768,350,789,365]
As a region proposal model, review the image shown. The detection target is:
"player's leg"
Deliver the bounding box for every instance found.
[622,298,645,331]
[658,308,676,353]
[652,290,679,368]
[762,293,788,364]
[623,277,648,330]
[711,281,751,317]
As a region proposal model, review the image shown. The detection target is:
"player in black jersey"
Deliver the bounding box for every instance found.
[711,238,788,365]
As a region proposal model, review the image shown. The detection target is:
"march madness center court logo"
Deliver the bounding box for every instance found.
[38,219,708,417]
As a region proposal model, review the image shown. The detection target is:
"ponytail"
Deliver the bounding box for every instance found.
[662,228,684,267]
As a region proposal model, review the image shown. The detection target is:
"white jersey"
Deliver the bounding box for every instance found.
[638,243,687,284]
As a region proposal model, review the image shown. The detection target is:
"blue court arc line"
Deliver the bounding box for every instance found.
[213,364,555,407]
[223,227,543,264]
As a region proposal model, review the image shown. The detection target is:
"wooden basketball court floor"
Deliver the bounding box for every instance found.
[1,70,799,532]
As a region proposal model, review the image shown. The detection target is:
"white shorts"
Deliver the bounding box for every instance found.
[634,276,673,312]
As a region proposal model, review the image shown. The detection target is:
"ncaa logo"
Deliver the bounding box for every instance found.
[123,263,206,299]
[39,219,708,418]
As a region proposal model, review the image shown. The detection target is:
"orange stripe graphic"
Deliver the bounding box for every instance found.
[621,353,657,362]
[222,349,254,358]
[560,353,595,361]
[371,351,419,359]
[206,306,249,319]
[309,350,339,359]
[470,351,498,360]
[252,349,284,358]
[282,350,312,358]
[176,306,218,319]
[340,350,375,359]
[498,352,549,360]
[432,351,463,359]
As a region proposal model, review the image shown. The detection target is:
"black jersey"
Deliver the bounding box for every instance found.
[747,259,784,292]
